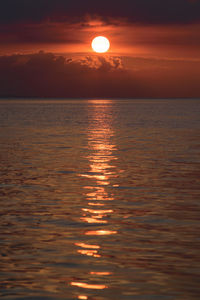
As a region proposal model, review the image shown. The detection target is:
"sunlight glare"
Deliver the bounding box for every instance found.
[92,36,110,53]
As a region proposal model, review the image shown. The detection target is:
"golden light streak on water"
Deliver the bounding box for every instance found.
[77,249,101,257]
[80,216,108,224]
[70,282,108,289]
[75,243,100,249]
[82,208,113,214]
[88,202,105,206]
[85,230,117,236]
[78,295,88,300]
[73,101,118,296]
[90,272,112,276]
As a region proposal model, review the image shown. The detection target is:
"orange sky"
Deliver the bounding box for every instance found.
[1,20,200,61]
[0,0,200,98]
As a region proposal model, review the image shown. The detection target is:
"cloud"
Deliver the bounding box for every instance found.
[0,22,83,44]
[0,52,129,98]
[0,0,200,26]
[0,52,200,98]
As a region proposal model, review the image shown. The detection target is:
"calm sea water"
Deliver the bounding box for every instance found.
[0,99,200,300]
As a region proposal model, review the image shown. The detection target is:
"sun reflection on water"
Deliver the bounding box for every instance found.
[78,295,88,300]
[85,230,117,236]
[71,100,118,296]
[71,282,108,289]
[75,243,100,249]
[90,272,112,276]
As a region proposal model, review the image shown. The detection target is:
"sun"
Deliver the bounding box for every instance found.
[92,36,110,53]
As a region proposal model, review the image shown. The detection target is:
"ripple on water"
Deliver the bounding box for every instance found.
[0,99,200,300]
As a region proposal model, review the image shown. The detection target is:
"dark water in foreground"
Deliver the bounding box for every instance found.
[0,99,200,300]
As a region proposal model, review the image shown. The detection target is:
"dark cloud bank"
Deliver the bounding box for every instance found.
[0,52,200,98]
[1,0,200,25]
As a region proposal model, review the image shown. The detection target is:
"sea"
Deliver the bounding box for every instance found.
[0,99,200,300]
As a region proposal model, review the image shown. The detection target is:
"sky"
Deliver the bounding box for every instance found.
[0,0,200,98]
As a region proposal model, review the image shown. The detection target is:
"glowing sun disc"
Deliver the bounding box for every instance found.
[92,36,110,53]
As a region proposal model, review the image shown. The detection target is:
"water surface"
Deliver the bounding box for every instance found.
[0,99,200,300]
